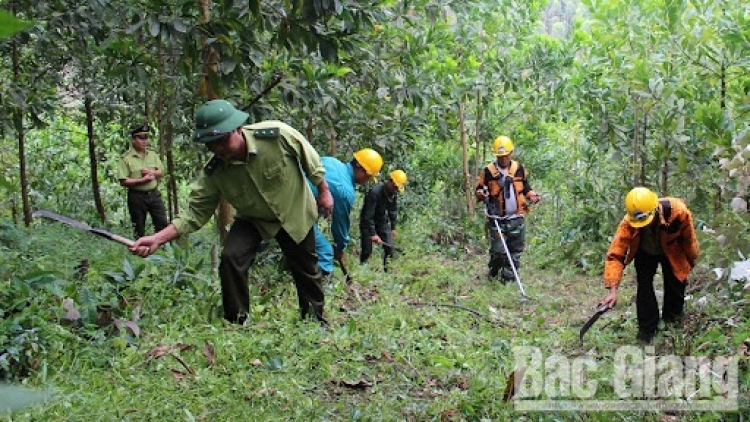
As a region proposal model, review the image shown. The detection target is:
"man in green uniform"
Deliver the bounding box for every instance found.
[118,124,169,238]
[359,169,407,271]
[129,100,333,326]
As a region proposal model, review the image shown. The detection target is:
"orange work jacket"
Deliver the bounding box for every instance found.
[475,160,537,216]
[604,197,700,288]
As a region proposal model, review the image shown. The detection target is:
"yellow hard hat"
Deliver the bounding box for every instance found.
[353,148,384,180]
[492,135,514,157]
[625,187,659,228]
[389,169,407,192]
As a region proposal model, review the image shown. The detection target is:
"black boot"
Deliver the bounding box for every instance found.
[487,266,499,281]
[311,302,329,328]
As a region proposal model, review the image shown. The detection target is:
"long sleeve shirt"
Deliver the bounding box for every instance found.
[309,157,356,253]
[172,121,325,243]
[117,148,163,191]
[359,183,398,237]
[604,197,700,287]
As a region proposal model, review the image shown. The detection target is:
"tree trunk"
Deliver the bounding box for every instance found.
[200,0,232,241]
[716,62,726,214]
[156,37,176,220]
[661,150,669,197]
[473,90,482,183]
[306,115,314,144]
[632,96,639,187]
[165,120,178,218]
[85,96,106,220]
[639,111,647,187]
[13,37,31,227]
[328,126,336,156]
[459,102,471,216]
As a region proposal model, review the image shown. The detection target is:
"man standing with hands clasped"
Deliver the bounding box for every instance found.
[118,124,168,238]
[129,99,333,326]
[599,187,699,344]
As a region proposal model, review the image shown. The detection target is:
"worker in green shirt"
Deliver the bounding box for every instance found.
[117,124,168,238]
[129,100,333,326]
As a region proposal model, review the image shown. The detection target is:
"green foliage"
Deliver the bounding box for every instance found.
[0,10,32,39]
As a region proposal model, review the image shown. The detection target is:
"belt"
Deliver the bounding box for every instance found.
[485,212,523,221]
[129,188,158,195]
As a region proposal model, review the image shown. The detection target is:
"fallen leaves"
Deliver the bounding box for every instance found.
[245,387,277,400]
[143,342,219,379]
[502,367,526,402]
[203,341,215,366]
[62,298,81,321]
[113,319,140,337]
[331,378,373,390]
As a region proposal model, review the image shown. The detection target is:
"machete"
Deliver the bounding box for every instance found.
[579,304,611,342]
[32,210,135,248]
[242,73,283,111]
[336,257,352,284]
[378,241,403,253]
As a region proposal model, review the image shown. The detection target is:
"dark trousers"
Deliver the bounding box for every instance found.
[359,226,393,270]
[127,189,168,238]
[219,219,326,325]
[487,218,525,281]
[634,251,686,339]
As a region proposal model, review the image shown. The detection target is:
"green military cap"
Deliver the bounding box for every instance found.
[193,100,249,143]
[130,124,149,137]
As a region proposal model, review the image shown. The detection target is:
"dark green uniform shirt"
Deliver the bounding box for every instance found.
[359,183,398,237]
[172,121,325,243]
[117,148,163,191]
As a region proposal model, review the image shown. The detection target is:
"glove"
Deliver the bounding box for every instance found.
[476,186,488,201]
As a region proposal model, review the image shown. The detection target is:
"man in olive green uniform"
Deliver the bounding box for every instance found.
[129,100,334,326]
[117,124,168,238]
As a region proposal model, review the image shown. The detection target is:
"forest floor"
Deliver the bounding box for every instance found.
[2,221,747,421]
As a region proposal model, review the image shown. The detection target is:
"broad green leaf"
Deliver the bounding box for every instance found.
[0,10,33,39]
[20,271,60,286]
[334,67,353,77]
[172,19,187,33]
[123,259,134,280]
[677,151,688,172]
[149,16,160,37]
[0,174,12,190]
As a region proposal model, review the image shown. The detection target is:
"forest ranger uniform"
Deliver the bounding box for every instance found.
[173,108,328,324]
[117,124,168,238]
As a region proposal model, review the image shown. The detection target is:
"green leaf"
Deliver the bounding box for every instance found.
[334,66,353,77]
[20,271,60,286]
[0,174,12,190]
[0,10,33,39]
[172,19,187,33]
[319,39,338,62]
[677,151,688,173]
[149,17,160,37]
[265,357,284,370]
[123,259,134,280]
